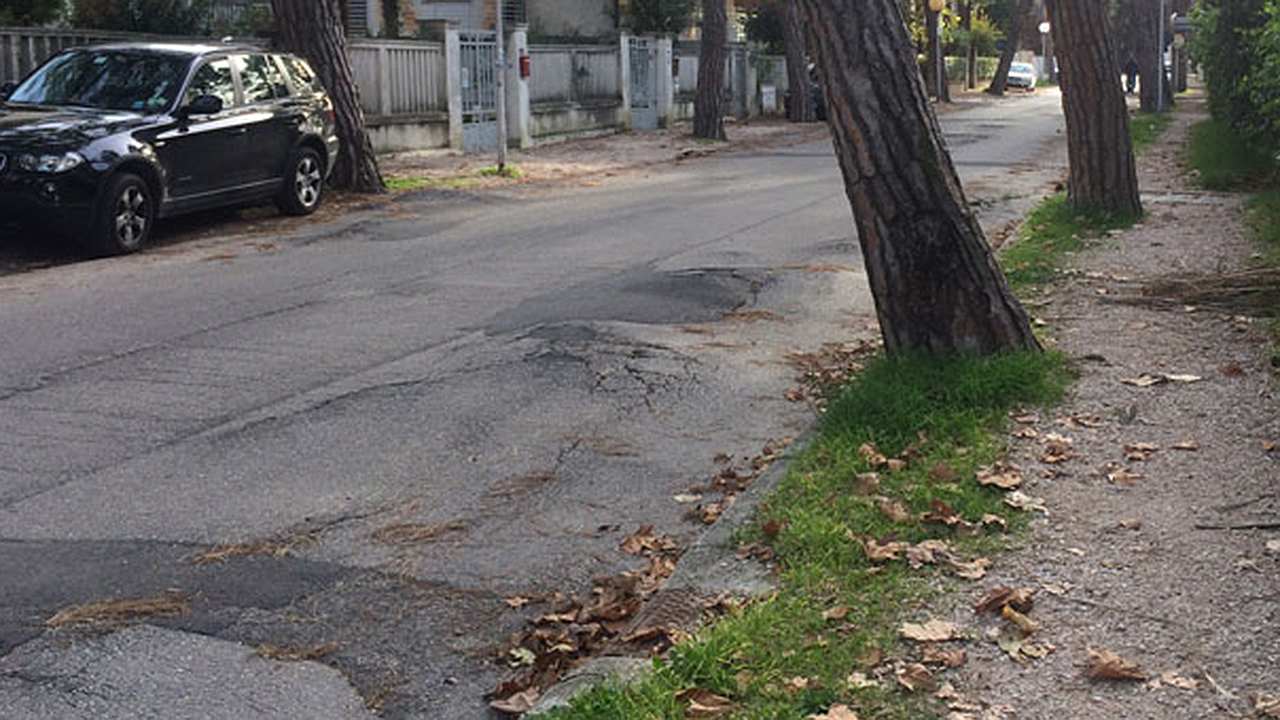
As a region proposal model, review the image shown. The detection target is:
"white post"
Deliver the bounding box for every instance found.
[618,34,633,131]
[506,25,531,149]
[445,27,463,150]
[655,37,674,128]
[495,0,508,169]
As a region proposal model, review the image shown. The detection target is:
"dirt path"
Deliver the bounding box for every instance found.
[934,96,1279,719]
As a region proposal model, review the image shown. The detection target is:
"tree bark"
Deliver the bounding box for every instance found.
[988,0,1033,95]
[962,1,976,89]
[271,0,385,193]
[1046,0,1141,216]
[695,0,728,139]
[796,0,1041,355]
[1135,0,1160,111]
[782,0,816,122]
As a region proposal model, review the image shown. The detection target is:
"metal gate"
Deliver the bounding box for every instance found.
[629,38,658,131]
[460,31,499,153]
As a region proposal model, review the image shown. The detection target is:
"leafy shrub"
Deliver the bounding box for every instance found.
[1192,0,1280,169]
[70,0,210,35]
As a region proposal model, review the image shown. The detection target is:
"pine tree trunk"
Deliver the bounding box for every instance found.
[925,9,952,101]
[796,0,1040,355]
[783,0,816,122]
[271,0,385,193]
[1046,0,1142,216]
[1135,0,1160,111]
[988,0,1033,95]
[694,0,727,140]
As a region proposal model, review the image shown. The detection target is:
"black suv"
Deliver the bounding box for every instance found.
[0,42,339,255]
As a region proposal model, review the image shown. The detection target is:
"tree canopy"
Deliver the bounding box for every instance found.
[0,0,63,26]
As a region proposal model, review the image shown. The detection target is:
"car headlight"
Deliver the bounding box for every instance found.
[18,152,85,173]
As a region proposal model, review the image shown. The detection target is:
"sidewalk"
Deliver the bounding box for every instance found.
[936,95,1279,718]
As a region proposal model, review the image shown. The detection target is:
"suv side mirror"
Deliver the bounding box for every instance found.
[0,82,17,102]
[178,94,223,118]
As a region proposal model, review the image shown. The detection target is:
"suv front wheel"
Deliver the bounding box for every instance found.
[90,172,154,256]
[276,147,325,216]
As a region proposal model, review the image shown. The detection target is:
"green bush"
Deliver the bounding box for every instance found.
[1192,0,1280,169]
[70,0,209,35]
[0,0,63,26]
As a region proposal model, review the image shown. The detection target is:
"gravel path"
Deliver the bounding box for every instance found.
[936,96,1280,719]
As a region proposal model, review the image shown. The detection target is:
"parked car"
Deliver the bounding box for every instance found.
[1006,62,1038,91]
[0,42,339,255]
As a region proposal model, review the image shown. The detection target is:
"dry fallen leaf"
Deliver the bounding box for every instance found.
[1001,604,1039,635]
[1159,670,1199,691]
[1104,463,1144,485]
[1004,491,1048,514]
[854,472,881,495]
[949,557,992,580]
[1165,373,1202,383]
[808,704,860,720]
[863,538,908,562]
[1251,691,1280,718]
[1266,539,1280,555]
[886,458,907,472]
[1123,442,1159,461]
[976,462,1024,490]
[677,688,737,718]
[923,644,967,667]
[1013,413,1041,424]
[980,514,1008,530]
[858,442,888,467]
[901,619,959,642]
[907,539,952,568]
[620,525,678,555]
[1119,518,1142,530]
[974,587,1035,614]
[847,671,880,689]
[504,596,531,609]
[1169,440,1199,451]
[673,493,703,504]
[1040,433,1075,463]
[1121,374,1165,388]
[876,497,913,523]
[1012,427,1039,439]
[490,687,541,714]
[823,605,850,621]
[896,663,936,692]
[1086,647,1146,680]
[930,462,959,482]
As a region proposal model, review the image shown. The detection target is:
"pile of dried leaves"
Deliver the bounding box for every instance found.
[785,338,882,407]
[488,525,684,714]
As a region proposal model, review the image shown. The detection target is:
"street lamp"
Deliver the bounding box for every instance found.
[929,0,945,100]
[1038,21,1050,81]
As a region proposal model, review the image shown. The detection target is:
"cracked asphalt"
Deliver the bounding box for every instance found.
[0,91,1067,719]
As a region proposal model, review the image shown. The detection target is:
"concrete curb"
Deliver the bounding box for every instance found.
[528,426,819,715]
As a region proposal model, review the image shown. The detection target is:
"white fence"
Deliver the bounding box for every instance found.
[348,39,447,117]
[1,26,784,153]
[528,44,619,105]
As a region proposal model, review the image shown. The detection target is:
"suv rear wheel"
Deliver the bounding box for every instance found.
[90,172,154,256]
[276,147,324,216]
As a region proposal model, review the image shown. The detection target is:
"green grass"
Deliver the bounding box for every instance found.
[1000,193,1138,290]
[537,351,1069,720]
[1129,111,1174,153]
[477,164,525,179]
[1249,186,1280,264]
[384,174,478,192]
[1186,119,1276,190]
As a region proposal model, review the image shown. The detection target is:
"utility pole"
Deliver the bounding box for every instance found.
[495,0,508,170]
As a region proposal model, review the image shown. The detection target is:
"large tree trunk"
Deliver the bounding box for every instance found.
[1046,0,1141,216]
[988,0,1033,95]
[271,0,385,193]
[782,0,816,122]
[695,0,728,139]
[796,0,1040,355]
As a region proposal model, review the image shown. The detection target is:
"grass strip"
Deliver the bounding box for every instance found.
[999,194,1136,291]
[1129,111,1173,153]
[537,352,1069,720]
[1186,119,1275,190]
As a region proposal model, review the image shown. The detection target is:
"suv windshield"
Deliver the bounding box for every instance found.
[8,49,191,112]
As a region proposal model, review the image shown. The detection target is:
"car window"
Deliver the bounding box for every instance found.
[184,57,237,109]
[237,54,288,103]
[280,55,319,93]
[9,49,189,112]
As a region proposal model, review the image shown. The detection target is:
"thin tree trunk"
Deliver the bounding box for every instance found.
[796,0,1040,355]
[1046,0,1141,216]
[1136,0,1159,111]
[783,0,816,122]
[695,0,728,139]
[988,0,1033,95]
[271,0,384,193]
[963,1,976,89]
[924,9,950,101]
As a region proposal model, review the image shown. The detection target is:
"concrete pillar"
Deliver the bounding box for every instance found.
[505,25,532,149]
[618,33,632,131]
[745,48,759,117]
[655,37,674,128]
[444,27,463,150]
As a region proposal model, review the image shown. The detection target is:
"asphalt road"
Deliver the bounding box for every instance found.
[0,90,1066,719]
